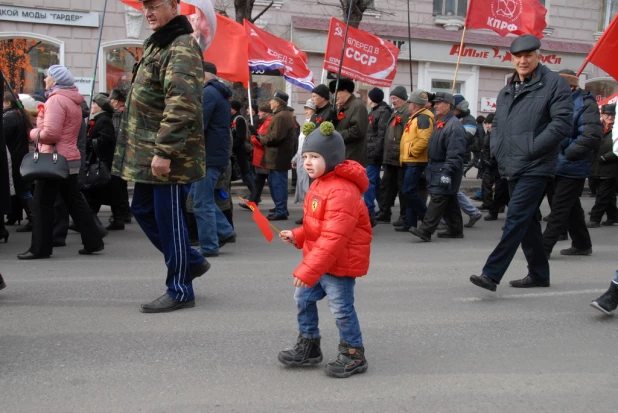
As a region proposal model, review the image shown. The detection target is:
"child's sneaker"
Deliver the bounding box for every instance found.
[324,341,368,378]
[278,334,323,366]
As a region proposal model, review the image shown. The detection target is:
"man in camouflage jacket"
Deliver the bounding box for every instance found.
[112,0,209,313]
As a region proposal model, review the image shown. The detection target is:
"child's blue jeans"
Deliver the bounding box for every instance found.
[295,274,363,347]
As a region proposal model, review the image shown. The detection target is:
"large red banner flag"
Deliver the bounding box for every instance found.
[203,14,250,87]
[466,0,547,39]
[244,20,314,91]
[582,13,618,82]
[323,18,400,87]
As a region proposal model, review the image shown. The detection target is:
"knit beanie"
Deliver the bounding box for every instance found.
[368,87,384,104]
[301,121,345,175]
[47,65,75,87]
[93,93,114,113]
[390,86,408,101]
[558,69,579,88]
[312,84,330,100]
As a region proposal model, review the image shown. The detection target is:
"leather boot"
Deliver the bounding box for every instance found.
[16,198,34,233]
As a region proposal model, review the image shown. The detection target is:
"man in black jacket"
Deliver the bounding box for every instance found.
[542,70,602,258]
[409,92,467,242]
[310,84,337,126]
[365,87,391,224]
[470,34,573,292]
[481,114,509,221]
[231,100,255,195]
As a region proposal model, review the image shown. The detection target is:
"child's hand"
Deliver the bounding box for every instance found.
[279,230,297,245]
[293,277,309,288]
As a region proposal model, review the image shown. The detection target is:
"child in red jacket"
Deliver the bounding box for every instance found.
[278,121,372,378]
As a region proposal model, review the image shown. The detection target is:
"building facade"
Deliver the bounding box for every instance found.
[0,0,616,117]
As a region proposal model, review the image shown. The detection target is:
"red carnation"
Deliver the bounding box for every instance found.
[337,112,345,121]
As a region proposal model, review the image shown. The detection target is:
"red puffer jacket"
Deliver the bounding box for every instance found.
[251,115,272,168]
[291,160,372,286]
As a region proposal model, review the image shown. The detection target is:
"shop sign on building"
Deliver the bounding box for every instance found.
[74,77,93,96]
[0,6,100,28]
[481,97,497,112]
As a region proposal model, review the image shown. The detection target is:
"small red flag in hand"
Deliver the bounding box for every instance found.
[239,197,275,242]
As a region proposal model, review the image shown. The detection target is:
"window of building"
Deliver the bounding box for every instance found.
[433,0,468,17]
[0,37,61,96]
[431,79,462,94]
[104,45,143,94]
[600,0,618,31]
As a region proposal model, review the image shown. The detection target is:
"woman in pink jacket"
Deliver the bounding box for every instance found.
[17,65,104,260]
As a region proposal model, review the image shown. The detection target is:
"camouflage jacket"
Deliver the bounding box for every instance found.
[112,16,205,184]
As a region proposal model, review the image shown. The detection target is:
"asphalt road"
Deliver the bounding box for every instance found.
[1,189,617,413]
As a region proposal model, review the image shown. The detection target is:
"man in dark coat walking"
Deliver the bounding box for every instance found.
[333,78,369,166]
[310,84,337,126]
[409,92,467,242]
[470,34,573,292]
[542,70,602,258]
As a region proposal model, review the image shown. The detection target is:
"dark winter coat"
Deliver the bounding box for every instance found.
[491,63,573,180]
[87,111,116,170]
[555,89,603,179]
[3,108,29,195]
[590,126,618,178]
[336,95,369,166]
[310,102,337,126]
[383,105,411,166]
[366,102,392,165]
[261,106,296,171]
[426,111,467,195]
[203,79,232,168]
[0,84,10,214]
[482,130,500,178]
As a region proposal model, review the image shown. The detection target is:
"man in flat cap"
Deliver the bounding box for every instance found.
[332,78,369,166]
[261,90,296,220]
[470,34,573,292]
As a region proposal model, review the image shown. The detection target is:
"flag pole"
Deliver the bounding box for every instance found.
[89,0,108,108]
[334,0,356,102]
[575,60,589,77]
[451,25,467,94]
[406,0,413,90]
[247,70,254,126]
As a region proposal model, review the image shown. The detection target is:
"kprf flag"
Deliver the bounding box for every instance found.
[244,20,314,91]
[466,0,547,38]
[203,14,249,87]
[583,13,618,82]
[323,18,400,87]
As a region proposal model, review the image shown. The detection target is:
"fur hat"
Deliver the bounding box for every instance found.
[432,92,455,106]
[390,86,408,101]
[271,90,289,106]
[258,103,272,113]
[47,65,75,87]
[110,88,127,102]
[484,113,495,124]
[93,93,114,113]
[302,121,345,175]
[312,84,330,100]
[558,69,579,88]
[368,87,384,104]
[329,78,355,94]
[231,100,242,112]
[202,61,217,75]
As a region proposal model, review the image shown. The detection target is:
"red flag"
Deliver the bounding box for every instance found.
[240,198,274,242]
[203,14,250,87]
[583,14,618,82]
[323,18,400,87]
[244,20,314,91]
[466,0,547,39]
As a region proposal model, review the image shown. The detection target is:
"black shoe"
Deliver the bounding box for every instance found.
[238,202,253,211]
[295,218,304,225]
[587,221,600,228]
[509,275,550,288]
[324,341,368,378]
[106,220,125,231]
[0,274,5,290]
[394,226,410,232]
[498,206,505,213]
[124,216,132,224]
[278,334,323,366]
[0,229,8,243]
[590,282,618,315]
[190,259,211,282]
[139,293,195,313]
[409,227,431,242]
[484,214,498,221]
[376,213,391,223]
[557,233,569,241]
[78,244,104,255]
[601,220,616,226]
[437,230,464,238]
[392,217,405,227]
[469,274,498,291]
[190,239,199,247]
[370,216,377,228]
[478,205,489,211]
[17,251,51,260]
[267,214,287,221]
[464,213,483,228]
[15,222,33,233]
[200,251,219,258]
[53,240,66,248]
[219,233,237,248]
[269,208,276,213]
[560,247,592,256]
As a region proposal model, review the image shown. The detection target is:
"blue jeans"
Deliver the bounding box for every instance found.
[190,167,236,254]
[482,176,549,283]
[364,164,381,217]
[132,183,205,301]
[268,170,289,216]
[402,165,427,229]
[457,191,479,217]
[295,274,363,347]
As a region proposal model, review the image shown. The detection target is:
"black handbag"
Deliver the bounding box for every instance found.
[83,139,111,189]
[20,131,69,180]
